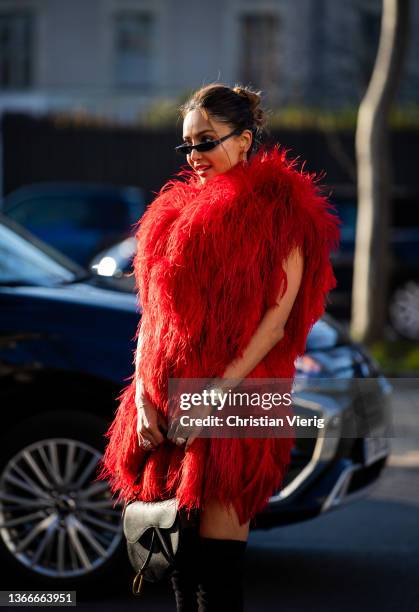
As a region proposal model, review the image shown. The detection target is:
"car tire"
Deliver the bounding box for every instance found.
[0,410,128,595]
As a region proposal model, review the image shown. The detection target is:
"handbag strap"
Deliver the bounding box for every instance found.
[154,527,176,562]
[132,528,156,596]
[131,522,177,597]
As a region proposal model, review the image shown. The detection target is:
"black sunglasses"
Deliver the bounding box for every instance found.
[175,128,242,156]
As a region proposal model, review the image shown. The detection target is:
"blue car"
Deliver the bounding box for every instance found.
[0,214,392,590]
[1,181,145,268]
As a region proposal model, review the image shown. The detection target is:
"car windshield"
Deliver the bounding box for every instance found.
[0,214,89,286]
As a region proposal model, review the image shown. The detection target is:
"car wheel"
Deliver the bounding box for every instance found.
[388,280,419,340]
[0,410,126,593]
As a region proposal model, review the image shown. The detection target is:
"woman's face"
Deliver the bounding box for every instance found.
[182,109,252,183]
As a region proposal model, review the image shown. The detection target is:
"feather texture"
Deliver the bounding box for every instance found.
[95,143,342,525]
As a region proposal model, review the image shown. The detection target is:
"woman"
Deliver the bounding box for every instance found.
[96,83,341,610]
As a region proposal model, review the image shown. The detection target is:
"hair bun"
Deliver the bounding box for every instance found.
[178,81,268,157]
[232,85,266,130]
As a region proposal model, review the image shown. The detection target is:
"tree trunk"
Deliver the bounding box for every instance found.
[351,0,410,344]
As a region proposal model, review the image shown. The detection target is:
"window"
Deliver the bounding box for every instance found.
[238,14,280,90]
[5,195,134,265]
[114,11,154,88]
[0,222,77,286]
[0,11,33,89]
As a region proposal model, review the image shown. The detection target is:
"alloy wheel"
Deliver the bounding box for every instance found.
[0,437,123,578]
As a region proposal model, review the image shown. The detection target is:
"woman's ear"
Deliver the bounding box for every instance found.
[241,129,253,154]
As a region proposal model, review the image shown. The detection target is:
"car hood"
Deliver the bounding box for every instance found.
[1,280,141,313]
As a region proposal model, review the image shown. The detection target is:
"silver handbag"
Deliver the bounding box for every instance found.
[122,497,180,596]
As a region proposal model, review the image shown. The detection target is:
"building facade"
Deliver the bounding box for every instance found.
[0,0,418,122]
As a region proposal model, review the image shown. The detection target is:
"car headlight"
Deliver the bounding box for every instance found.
[92,256,118,276]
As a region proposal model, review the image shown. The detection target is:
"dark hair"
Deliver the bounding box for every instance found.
[179,82,268,158]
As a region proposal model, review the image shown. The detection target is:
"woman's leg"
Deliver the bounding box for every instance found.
[170,523,200,612]
[199,498,250,541]
[196,499,249,611]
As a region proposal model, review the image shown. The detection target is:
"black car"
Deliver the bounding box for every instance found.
[0,214,392,589]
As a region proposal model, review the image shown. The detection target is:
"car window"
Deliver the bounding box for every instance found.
[0,222,78,285]
[7,197,92,227]
[7,195,134,231]
[88,196,131,231]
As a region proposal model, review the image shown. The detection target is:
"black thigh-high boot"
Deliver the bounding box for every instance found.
[196,537,248,612]
[169,525,200,611]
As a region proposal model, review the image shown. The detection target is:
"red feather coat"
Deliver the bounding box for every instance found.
[95,143,341,526]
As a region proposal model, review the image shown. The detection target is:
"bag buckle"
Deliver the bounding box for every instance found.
[132,569,144,595]
[131,527,156,596]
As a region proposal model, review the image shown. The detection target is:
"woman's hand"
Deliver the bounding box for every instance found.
[136,389,168,451]
[168,398,215,450]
